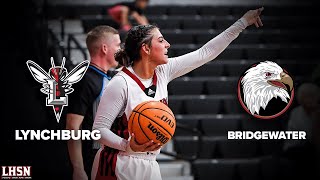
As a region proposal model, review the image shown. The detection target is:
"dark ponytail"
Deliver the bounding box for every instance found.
[117,24,158,67]
[115,49,130,67]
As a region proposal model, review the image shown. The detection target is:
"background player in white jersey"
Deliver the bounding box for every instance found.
[92,7,264,180]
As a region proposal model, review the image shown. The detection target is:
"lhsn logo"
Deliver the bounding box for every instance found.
[26,57,89,122]
[1,166,31,179]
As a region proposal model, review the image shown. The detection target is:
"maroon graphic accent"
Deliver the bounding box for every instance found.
[49,67,66,118]
[160,98,168,105]
[122,67,157,91]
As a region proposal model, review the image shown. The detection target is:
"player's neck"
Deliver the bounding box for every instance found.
[132,60,155,79]
[90,57,110,73]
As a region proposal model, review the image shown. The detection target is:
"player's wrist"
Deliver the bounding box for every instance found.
[239,17,249,28]
[125,139,136,153]
[72,164,85,171]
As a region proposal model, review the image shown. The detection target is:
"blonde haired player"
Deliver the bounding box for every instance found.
[92,7,264,180]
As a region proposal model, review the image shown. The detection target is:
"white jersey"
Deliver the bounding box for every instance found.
[120,66,170,123]
[92,17,248,180]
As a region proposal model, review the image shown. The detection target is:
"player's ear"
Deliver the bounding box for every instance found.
[141,43,150,55]
[102,44,108,54]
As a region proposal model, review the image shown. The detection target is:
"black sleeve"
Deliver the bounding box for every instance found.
[67,75,99,116]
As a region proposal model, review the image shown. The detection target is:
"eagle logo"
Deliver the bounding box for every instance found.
[26,57,89,122]
[238,61,294,119]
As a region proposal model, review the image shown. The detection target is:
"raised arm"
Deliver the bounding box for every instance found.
[161,7,264,82]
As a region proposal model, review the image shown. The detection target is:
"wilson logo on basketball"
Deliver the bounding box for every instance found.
[147,123,169,144]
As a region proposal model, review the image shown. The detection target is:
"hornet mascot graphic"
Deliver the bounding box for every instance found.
[26,57,89,122]
[240,61,294,118]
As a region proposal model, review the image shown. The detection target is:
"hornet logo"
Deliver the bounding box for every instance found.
[26,57,89,122]
[238,61,294,119]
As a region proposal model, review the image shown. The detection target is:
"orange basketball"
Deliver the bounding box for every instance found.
[128,101,176,145]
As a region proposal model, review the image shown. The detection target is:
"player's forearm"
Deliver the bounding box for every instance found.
[68,139,85,170]
[66,114,86,170]
[166,18,248,81]
[95,127,128,151]
[196,17,248,63]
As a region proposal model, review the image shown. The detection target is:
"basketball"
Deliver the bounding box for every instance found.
[128,101,176,145]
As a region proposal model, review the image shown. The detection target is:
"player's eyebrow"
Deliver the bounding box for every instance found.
[158,36,164,40]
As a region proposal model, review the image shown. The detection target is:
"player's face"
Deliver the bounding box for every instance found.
[136,0,148,9]
[149,28,170,65]
[106,34,121,68]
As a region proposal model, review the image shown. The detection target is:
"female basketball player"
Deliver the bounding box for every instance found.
[92,7,264,180]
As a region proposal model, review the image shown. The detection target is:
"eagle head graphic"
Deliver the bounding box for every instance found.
[240,61,293,116]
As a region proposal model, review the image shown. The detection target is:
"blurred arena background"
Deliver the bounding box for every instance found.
[5,0,320,179]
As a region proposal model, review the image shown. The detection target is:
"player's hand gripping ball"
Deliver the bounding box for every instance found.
[128,101,176,145]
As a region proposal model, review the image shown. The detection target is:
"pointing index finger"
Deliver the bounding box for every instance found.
[257,7,264,15]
